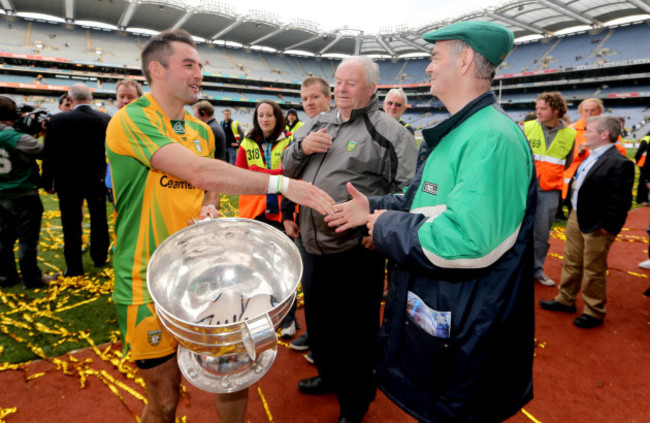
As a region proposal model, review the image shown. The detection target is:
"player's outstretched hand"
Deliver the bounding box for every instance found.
[284,179,335,216]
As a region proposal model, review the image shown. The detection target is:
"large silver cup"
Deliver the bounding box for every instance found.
[147,218,302,393]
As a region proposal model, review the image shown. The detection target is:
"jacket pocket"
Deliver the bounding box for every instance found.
[399,314,455,393]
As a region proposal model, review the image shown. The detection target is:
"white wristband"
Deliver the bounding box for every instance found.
[281,176,290,193]
[268,175,290,194]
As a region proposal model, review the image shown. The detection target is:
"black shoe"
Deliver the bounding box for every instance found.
[0,278,19,288]
[63,270,84,277]
[539,299,576,313]
[289,333,310,351]
[298,376,334,395]
[573,314,603,329]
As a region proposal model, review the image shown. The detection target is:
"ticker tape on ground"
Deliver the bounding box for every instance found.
[522,408,543,423]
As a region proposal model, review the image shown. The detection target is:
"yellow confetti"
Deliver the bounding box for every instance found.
[0,406,18,420]
[521,408,543,423]
[257,385,274,422]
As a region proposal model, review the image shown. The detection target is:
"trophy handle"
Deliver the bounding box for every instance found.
[242,313,277,361]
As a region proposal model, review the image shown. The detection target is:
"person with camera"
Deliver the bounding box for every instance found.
[0,96,57,289]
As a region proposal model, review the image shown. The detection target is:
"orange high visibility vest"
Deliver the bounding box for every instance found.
[525,121,576,191]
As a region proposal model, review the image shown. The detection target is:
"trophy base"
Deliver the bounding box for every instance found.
[177,345,277,393]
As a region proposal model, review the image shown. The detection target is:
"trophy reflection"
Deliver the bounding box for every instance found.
[147,218,302,393]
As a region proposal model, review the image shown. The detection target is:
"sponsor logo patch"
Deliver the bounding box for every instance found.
[423,182,438,195]
[147,329,162,346]
[172,120,185,135]
[346,140,358,152]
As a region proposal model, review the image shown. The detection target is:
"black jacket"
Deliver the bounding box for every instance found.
[575,145,634,234]
[42,104,111,192]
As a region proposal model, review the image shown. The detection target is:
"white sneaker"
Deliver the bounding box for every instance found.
[280,321,296,338]
[639,259,650,269]
[536,274,555,287]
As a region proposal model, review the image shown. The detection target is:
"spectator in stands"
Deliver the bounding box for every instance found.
[282,76,332,350]
[106,29,334,423]
[57,94,71,112]
[285,108,303,134]
[0,96,58,289]
[540,115,634,328]
[325,21,535,422]
[193,100,226,162]
[235,100,291,230]
[283,56,417,423]
[42,83,110,277]
[525,92,575,287]
[221,108,242,165]
[382,87,415,135]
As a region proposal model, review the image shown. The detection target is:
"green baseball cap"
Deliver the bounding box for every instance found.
[422,20,514,66]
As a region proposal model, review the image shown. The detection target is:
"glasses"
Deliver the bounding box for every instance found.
[385,101,402,107]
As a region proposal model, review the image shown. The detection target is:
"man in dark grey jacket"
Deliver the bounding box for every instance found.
[282,56,417,423]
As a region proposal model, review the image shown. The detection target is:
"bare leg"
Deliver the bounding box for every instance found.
[216,388,249,423]
[139,357,182,423]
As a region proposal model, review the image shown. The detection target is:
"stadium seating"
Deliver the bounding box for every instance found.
[377,60,406,84]
[1,15,650,135]
[598,23,650,63]
[544,31,606,68]
[500,41,552,73]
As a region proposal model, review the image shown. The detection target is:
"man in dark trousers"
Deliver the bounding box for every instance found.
[326,21,536,422]
[193,100,226,162]
[221,108,241,164]
[42,83,110,277]
[0,96,58,289]
[540,114,634,328]
[283,57,417,423]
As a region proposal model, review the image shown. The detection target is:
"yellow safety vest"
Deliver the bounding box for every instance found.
[525,120,576,191]
[238,134,291,220]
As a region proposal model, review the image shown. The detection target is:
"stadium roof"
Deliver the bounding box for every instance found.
[1,0,649,58]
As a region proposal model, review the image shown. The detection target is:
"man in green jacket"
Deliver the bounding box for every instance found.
[326,21,535,423]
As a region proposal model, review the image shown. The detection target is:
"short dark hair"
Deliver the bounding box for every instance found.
[247,100,285,141]
[58,93,69,106]
[0,96,17,122]
[536,91,568,119]
[141,29,196,84]
[194,100,214,118]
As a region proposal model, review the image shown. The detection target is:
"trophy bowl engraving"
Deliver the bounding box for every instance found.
[147,218,302,393]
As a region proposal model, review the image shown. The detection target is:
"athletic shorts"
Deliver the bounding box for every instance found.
[116,302,178,361]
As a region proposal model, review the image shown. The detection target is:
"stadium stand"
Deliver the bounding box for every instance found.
[500,41,554,73]
[1,14,649,138]
[544,31,607,68]
[376,61,406,84]
[597,23,650,63]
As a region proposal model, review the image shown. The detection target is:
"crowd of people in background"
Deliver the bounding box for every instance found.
[2,19,650,423]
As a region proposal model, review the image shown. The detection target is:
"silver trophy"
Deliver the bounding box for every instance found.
[147,218,302,393]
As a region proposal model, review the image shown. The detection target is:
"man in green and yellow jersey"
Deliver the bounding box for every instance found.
[106,29,334,423]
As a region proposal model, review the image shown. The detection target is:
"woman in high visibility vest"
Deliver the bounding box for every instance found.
[235,100,292,230]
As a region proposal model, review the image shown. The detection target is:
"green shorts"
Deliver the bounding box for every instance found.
[116,302,178,361]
